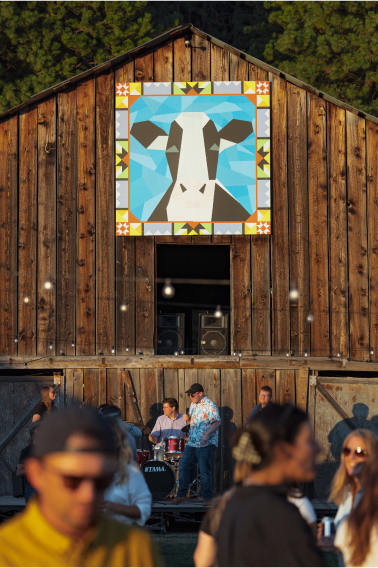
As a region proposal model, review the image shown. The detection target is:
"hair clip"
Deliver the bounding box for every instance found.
[232,432,262,464]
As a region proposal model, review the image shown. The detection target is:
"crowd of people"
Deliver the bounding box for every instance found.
[1,383,378,566]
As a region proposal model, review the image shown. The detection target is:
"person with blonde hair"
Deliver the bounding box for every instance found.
[100,416,152,526]
[334,437,378,566]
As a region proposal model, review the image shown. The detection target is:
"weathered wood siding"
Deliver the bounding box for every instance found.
[1,29,377,362]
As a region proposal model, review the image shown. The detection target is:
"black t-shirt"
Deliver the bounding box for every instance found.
[19,444,33,464]
[215,484,325,567]
[32,401,55,419]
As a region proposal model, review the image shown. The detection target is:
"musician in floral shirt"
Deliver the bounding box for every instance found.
[172,383,221,506]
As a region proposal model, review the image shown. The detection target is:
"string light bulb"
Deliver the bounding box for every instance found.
[14,337,18,343]
[238,350,242,358]
[180,349,185,355]
[289,286,300,301]
[43,280,53,291]
[23,295,30,304]
[49,342,53,350]
[214,305,223,318]
[306,312,315,323]
[71,341,75,348]
[162,278,175,299]
[337,352,341,358]
[304,349,308,358]
[371,348,374,356]
[99,349,103,355]
[174,351,179,356]
[286,350,290,357]
[111,346,115,354]
[120,302,127,312]
[125,346,129,353]
[233,351,237,356]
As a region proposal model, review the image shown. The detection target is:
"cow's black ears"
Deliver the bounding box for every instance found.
[130,121,168,148]
[219,119,253,144]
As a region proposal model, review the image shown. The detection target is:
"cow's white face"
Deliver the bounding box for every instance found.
[130,112,253,222]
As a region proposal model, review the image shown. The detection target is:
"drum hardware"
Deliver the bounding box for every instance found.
[153,445,165,461]
[136,449,149,467]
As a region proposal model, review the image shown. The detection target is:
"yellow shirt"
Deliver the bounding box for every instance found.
[0,499,161,567]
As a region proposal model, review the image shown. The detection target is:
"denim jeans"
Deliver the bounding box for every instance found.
[177,444,216,500]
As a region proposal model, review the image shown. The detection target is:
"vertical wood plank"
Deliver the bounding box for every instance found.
[173,36,191,82]
[241,368,256,426]
[178,368,186,414]
[124,369,142,424]
[210,43,229,81]
[83,369,99,409]
[106,368,121,409]
[231,236,252,353]
[37,98,57,356]
[277,369,296,405]
[367,120,378,360]
[136,238,155,353]
[328,104,349,357]
[99,368,107,406]
[163,368,179,406]
[201,368,221,408]
[77,78,96,355]
[297,367,309,412]
[18,107,38,356]
[140,368,160,427]
[256,368,276,402]
[57,88,77,356]
[96,71,115,354]
[221,368,241,490]
[229,54,248,82]
[115,61,136,355]
[191,34,210,84]
[347,112,369,361]
[251,236,271,355]
[287,84,310,356]
[73,369,84,404]
[154,41,173,82]
[308,93,329,357]
[135,50,154,83]
[270,74,290,356]
[0,116,18,355]
[66,369,74,403]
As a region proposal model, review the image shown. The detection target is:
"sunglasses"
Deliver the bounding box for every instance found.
[189,393,200,398]
[47,464,114,491]
[342,447,368,458]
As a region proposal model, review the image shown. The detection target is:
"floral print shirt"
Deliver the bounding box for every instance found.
[188,396,220,448]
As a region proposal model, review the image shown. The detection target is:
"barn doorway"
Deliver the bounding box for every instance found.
[156,245,230,355]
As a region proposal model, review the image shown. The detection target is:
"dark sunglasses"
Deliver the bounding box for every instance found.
[59,472,114,491]
[342,447,368,458]
[189,393,199,398]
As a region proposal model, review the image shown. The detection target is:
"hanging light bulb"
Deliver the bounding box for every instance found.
[233,351,237,356]
[71,340,75,348]
[43,280,54,291]
[174,351,179,356]
[286,350,290,357]
[125,345,129,353]
[60,350,65,356]
[370,348,374,356]
[99,349,103,355]
[111,346,115,354]
[214,305,223,318]
[180,349,185,355]
[162,278,175,299]
[23,295,30,304]
[289,286,300,301]
[49,342,53,350]
[337,352,341,358]
[306,312,315,323]
[238,350,242,358]
[120,302,127,312]
[304,349,308,358]
[14,337,18,343]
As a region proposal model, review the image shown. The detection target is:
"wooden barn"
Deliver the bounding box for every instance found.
[1,23,378,501]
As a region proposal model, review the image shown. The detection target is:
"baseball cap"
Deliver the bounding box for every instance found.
[185,383,204,395]
[32,405,118,458]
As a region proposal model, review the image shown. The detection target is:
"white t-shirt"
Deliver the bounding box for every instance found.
[335,519,378,567]
[287,495,317,525]
[104,463,152,526]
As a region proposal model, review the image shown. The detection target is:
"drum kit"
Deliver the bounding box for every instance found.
[138,435,198,500]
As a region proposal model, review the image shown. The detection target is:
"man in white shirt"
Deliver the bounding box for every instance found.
[149,398,187,446]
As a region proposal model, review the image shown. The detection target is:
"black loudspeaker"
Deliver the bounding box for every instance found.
[199,314,229,356]
[157,314,185,355]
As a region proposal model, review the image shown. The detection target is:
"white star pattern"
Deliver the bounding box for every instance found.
[257,222,270,234]
[116,222,130,236]
[256,81,269,95]
[116,83,129,97]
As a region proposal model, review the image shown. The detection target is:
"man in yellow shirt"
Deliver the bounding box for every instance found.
[0,406,161,567]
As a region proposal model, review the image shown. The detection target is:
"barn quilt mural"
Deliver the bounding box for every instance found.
[115,82,271,236]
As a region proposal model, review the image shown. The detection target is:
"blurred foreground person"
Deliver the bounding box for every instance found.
[334,439,378,566]
[0,406,160,567]
[100,416,152,526]
[214,404,324,567]
[318,429,377,553]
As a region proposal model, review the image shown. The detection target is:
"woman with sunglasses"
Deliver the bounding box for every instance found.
[99,416,152,526]
[318,429,377,554]
[334,438,378,566]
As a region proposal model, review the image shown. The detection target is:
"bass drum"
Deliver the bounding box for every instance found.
[141,460,176,500]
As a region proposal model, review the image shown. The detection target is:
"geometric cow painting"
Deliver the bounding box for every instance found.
[115,82,271,236]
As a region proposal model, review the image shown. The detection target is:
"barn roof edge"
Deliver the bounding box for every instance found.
[0,22,377,125]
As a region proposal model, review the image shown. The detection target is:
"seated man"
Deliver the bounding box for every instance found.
[245,385,273,426]
[149,398,187,446]
[0,406,160,567]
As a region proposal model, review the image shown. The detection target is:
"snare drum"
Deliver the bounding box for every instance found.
[165,436,185,455]
[136,449,149,467]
